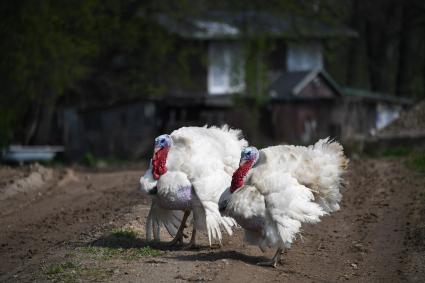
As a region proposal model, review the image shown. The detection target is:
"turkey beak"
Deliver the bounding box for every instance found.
[154,146,161,153]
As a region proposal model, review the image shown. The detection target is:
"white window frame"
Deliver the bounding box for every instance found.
[207,42,245,95]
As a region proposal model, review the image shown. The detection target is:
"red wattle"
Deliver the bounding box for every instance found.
[230,160,254,193]
[152,148,169,180]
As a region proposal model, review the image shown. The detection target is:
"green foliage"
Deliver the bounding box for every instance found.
[0,1,100,144]
[83,153,97,167]
[2,0,422,146]
[0,1,181,144]
[82,153,127,168]
[242,37,274,100]
[407,151,425,173]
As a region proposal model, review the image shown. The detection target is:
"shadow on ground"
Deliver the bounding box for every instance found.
[169,250,269,266]
[86,233,270,266]
[87,233,214,252]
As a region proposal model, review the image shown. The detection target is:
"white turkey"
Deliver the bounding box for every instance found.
[219,138,348,267]
[139,125,247,247]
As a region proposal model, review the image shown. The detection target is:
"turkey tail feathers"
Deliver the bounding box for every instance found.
[310,138,349,213]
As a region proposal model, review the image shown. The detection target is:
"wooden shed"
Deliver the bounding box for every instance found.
[267,69,343,143]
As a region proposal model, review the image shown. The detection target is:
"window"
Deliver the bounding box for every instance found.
[376,104,401,130]
[208,42,245,95]
[286,42,323,72]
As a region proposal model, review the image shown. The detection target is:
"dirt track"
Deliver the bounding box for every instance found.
[0,158,424,282]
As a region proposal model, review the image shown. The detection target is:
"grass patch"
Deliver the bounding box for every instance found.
[81,246,123,260]
[365,146,412,158]
[83,153,97,167]
[111,228,137,240]
[126,246,161,259]
[42,261,111,282]
[366,146,425,173]
[381,146,412,157]
[82,152,127,168]
[42,262,77,275]
[407,151,425,173]
[81,245,160,260]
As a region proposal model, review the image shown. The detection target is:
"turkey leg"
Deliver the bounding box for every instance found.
[167,210,190,246]
[183,226,197,249]
[257,248,283,268]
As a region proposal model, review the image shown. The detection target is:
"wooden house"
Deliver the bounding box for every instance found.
[60,11,411,159]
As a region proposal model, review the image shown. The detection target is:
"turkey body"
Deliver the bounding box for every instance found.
[225,185,265,232]
[140,125,247,245]
[220,138,348,266]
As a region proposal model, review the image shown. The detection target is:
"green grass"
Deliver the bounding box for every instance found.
[41,261,111,282]
[111,228,137,240]
[81,246,123,260]
[365,146,412,158]
[83,153,97,167]
[82,152,127,168]
[367,146,425,173]
[40,229,160,281]
[81,245,160,260]
[381,146,412,157]
[126,246,161,259]
[407,151,425,173]
[42,262,77,276]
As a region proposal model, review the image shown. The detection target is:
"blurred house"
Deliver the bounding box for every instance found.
[154,12,410,141]
[61,11,411,159]
[152,11,357,138]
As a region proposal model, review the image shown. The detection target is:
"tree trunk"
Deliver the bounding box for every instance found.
[365,21,391,92]
[23,103,41,145]
[346,0,360,86]
[33,92,57,145]
[364,1,397,93]
[396,2,412,96]
[423,23,425,97]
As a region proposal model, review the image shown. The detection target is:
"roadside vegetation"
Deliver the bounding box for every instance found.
[41,228,160,281]
[42,261,112,282]
[367,146,425,173]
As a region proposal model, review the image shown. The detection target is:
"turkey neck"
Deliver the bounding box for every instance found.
[152,148,169,180]
[230,160,254,193]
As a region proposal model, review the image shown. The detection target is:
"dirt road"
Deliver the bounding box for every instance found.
[0,158,424,282]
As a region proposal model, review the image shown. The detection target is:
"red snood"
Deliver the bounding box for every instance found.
[230,159,254,193]
[152,148,169,180]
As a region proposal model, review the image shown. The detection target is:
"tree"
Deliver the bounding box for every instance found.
[0,0,100,144]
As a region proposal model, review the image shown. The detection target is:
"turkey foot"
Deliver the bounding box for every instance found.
[167,210,190,246]
[183,227,198,249]
[257,248,283,268]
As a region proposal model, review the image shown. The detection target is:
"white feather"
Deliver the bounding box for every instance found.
[223,138,348,250]
[140,125,246,242]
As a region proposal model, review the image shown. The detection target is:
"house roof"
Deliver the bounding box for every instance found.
[343,87,413,105]
[155,11,357,40]
[268,68,343,101]
[268,70,413,104]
